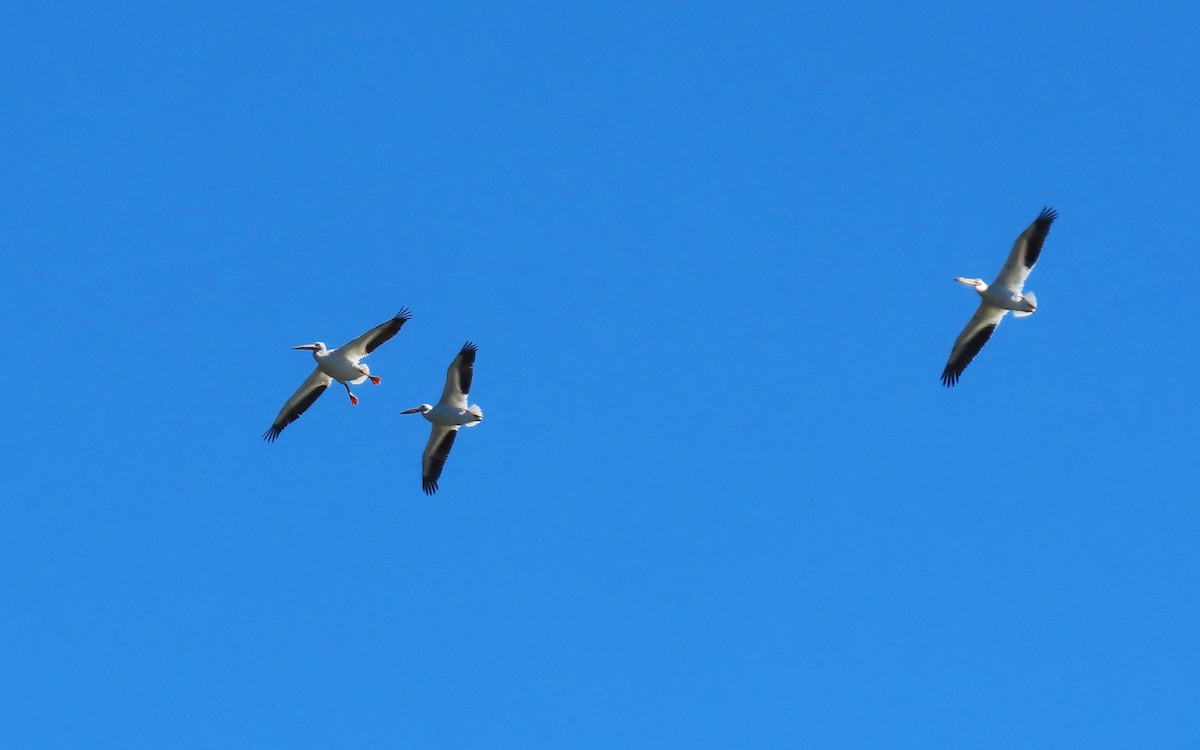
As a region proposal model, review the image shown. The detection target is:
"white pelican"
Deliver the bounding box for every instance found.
[401,342,484,495]
[263,308,413,442]
[941,208,1057,386]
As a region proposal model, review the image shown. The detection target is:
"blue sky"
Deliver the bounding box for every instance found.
[3,1,1198,746]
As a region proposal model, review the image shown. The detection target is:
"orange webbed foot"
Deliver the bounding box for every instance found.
[369,376,381,385]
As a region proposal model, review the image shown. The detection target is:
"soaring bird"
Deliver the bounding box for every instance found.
[263,308,412,441]
[942,208,1057,386]
[400,342,484,495]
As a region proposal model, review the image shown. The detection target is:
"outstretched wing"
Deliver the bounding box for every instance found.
[438,342,477,410]
[995,207,1057,293]
[339,307,413,361]
[263,368,332,441]
[420,425,459,495]
[941,303,1008,387]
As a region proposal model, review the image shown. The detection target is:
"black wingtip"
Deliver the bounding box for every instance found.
[457,342,478,373]
[262,426,282,442]
[422,479,439,495]
[395,307,413,323]
[940,370,959,387]
[1037,206,1058,224]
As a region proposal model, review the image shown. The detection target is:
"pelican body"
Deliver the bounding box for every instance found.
[299,342,382,386]
[263,307,412,442]
[401,342,484,495]
[941,208,1057,386]
[954,277,1038,314]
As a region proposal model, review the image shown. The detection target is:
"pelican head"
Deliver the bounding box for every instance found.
[954,277,988,294]
[292,342,326,352]
[401,404,434,415]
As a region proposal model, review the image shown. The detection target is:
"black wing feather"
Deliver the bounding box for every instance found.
[362,307,413,355]
[422,429,458,495]
[456,342,478,396]
[1020,207,1057,271]
[262,383,329,442]
[941,324,997,387]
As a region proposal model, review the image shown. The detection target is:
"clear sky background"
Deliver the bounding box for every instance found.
[2,1,1198,747]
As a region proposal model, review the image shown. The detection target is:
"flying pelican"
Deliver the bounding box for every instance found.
[401,342,484,495]
[941,208,1057,386]
[263,308,413,442]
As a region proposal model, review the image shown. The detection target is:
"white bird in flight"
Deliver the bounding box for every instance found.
[401,342,484,495]
[263,308,412,441]
[942,208,1057,386]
